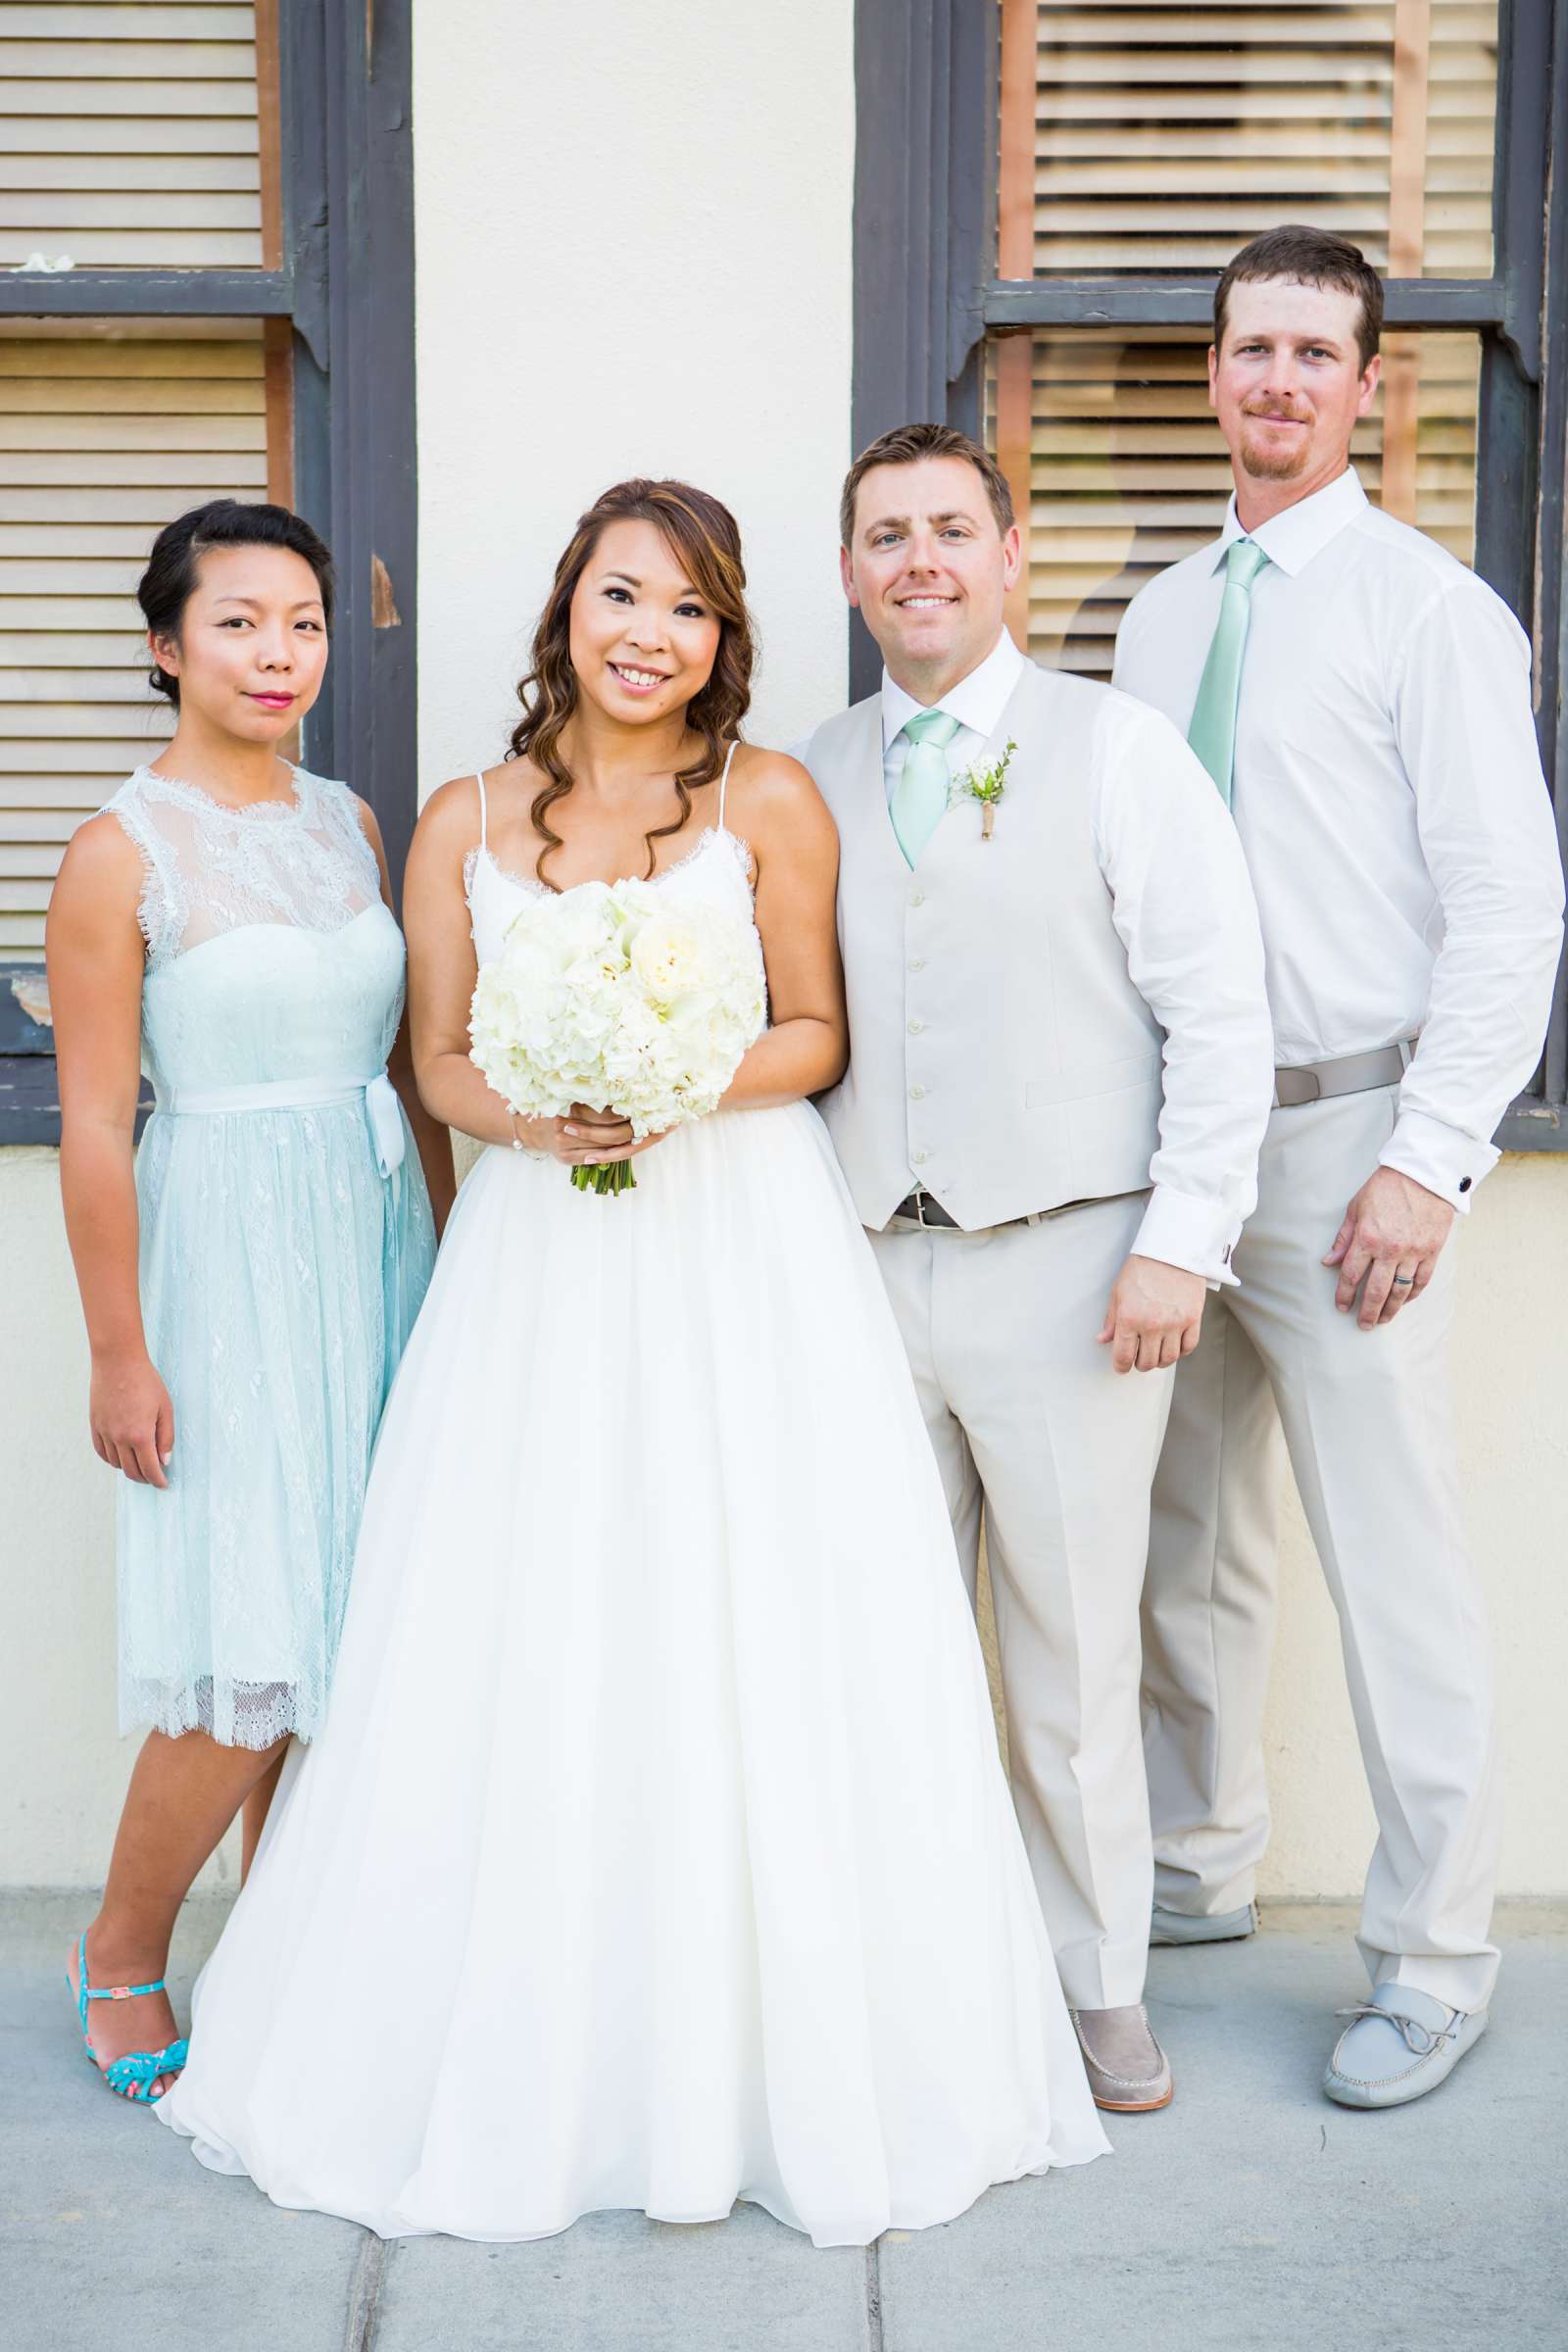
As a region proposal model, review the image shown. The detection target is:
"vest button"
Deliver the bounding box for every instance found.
[907,1018,925,1034]
[909,890,925,907]
[909,1084,927,1101]
[912,1150,929,1166]
[908,957,925,972]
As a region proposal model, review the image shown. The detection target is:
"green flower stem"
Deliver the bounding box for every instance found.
[570,1159,637,1196]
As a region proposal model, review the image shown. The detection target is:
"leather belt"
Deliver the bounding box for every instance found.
[1273,1040,1414,1110]
[892,1187,962,1228]
[891,1187,1106,1233]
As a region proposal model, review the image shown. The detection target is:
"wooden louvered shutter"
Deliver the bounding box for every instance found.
[995,1,1497,675]
[0,2,264,270]
[0,325,270,954]
[0,2,284,961]
[1029,2,1497,277]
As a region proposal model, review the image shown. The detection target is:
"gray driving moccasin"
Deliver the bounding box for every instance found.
[1323,1983,1488,2109]
[1150,1901,1258,1947]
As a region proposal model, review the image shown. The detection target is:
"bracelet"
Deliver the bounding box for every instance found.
[508,1111,549,1162]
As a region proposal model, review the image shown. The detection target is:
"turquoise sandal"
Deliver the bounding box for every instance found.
[68,1931,189,2105]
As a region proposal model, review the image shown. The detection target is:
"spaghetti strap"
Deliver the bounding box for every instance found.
[474,770,488,852]
[717,741,739,835]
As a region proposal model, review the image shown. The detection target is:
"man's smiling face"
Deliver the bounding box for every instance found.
[1210,276,1380,503]
[840,453,1021,698]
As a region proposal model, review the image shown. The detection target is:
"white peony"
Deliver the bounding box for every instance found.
[468,871,767,1194]
[627,910,712,1003]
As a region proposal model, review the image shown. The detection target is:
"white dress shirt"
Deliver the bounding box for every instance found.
[880,624,1029,794]
[878,631,1275,1284]
[1113,466,1564,1208]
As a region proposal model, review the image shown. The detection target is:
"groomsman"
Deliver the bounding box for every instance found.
[803,422,1275,2110]
[1114,225,1564,2107]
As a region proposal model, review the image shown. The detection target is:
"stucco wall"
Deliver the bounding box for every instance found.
[5,1146,1562,1890]
[1257,1152,1568,1900]
[1,1145,239,1888]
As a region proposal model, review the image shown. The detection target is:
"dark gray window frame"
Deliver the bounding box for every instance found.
[852,0,1568,1152]
[0,0,417,1144]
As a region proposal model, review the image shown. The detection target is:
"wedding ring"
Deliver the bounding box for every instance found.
[1391,1274,1415,1286]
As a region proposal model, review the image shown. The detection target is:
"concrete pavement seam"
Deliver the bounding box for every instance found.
[344,2230,389,2352]
[863,2239,885,2352]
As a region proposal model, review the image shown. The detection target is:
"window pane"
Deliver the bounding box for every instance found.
[1025,2,1498,277]
[0,2,265,270]
[986,327,1480,676]
[0,318,273,956]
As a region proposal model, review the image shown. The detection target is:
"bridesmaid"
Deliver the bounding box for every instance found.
[46,498,453,2104]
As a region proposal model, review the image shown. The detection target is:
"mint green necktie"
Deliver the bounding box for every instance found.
[1187,538,1269,808]
[891,709,961,867]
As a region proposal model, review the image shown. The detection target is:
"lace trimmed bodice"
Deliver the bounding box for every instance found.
[465,825,757,963]
[102,762,406,1102]
[106,763,382,970]
[462,748,760,973]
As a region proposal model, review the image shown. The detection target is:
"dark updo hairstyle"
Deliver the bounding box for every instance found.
[508,477,756,887]
[137,498,336,707]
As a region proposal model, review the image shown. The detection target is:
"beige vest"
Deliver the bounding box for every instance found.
[804,662,1165,1232]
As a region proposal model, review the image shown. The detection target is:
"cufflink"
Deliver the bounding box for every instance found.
[1459,1177,1472,1194]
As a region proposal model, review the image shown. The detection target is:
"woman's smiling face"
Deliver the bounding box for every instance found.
[568,517,722,726]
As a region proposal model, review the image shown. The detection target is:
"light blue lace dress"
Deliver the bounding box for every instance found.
[104,764,437,1747]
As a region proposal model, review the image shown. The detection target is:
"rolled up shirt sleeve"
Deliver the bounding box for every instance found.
[1095,696,1277,1285]
[1381,582,1565,1209]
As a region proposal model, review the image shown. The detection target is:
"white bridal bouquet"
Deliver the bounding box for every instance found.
[468,877,767,1194]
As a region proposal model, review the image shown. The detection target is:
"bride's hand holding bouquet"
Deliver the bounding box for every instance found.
[502,1100,666,1178]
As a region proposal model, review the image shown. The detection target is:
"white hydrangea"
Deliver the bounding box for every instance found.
[468,876,767,1187]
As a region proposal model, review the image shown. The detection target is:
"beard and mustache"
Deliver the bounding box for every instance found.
[1237,402,1316,480]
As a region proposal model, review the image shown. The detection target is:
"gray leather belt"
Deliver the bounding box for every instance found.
[891,1188,1103,1232]
[1273,1040,1414,1109]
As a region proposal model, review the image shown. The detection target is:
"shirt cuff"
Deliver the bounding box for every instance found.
[1132,1186,1242,1289]
[1379,1108,1500,1213]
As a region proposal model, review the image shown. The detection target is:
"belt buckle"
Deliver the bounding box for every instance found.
[1275,1066,1322,1108]
[910,1187,932,1228]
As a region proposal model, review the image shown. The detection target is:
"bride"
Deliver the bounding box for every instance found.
[156,477,1107,2246]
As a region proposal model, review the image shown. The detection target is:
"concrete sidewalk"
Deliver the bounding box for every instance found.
[4,1893,1561,2352]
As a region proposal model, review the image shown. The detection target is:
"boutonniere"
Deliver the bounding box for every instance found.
[948,739,1017,840]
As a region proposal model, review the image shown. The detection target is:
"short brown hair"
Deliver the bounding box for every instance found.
[1214,225,1384,373]
[839,421,1014,549]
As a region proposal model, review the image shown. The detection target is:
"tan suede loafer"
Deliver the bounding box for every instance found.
[1070,2003,1174,2112]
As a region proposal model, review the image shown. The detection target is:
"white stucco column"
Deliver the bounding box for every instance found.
[412,0,857,788]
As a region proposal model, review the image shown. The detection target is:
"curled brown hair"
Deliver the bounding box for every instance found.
[507,477,756,886]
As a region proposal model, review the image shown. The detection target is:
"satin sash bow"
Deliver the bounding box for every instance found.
[158,1069,406,1180]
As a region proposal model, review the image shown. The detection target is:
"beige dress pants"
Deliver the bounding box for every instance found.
[869,1190,1171,2009]
[1143,1084,1501,2011]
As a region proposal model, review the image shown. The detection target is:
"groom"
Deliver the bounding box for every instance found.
[802,421,1275,2110]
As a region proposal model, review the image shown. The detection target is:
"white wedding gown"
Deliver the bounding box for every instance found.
[157,778,1107,2246]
